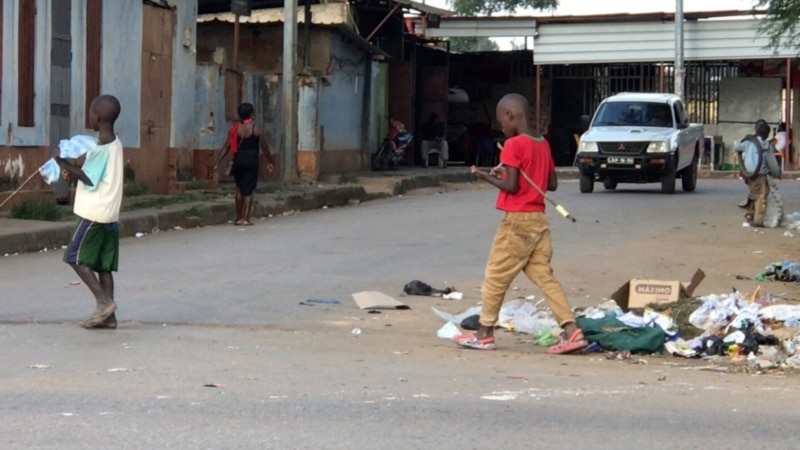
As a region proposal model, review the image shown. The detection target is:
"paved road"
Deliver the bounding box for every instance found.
[2,179,800,448]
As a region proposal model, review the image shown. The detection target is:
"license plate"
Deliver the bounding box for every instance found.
[608,157,634,164]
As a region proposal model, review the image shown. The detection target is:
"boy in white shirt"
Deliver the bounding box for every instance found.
[56,95,124,329]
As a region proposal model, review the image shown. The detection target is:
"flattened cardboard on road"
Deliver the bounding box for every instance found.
[611,269,705,310]
[352,291,410,310]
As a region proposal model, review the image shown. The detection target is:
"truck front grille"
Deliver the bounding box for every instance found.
[599,142,648,154]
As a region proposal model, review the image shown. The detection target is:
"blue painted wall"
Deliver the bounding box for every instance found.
[0,0,52,147]
[316,35,369,152]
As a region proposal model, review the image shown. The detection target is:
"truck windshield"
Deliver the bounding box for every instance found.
[592,101,674,127]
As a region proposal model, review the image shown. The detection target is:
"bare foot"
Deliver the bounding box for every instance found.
[234,219,244,226]
[241,220,254,226]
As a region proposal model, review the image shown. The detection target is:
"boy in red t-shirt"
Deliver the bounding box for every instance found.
[453,93,587,354]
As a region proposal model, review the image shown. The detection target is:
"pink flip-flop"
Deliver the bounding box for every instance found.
[453,332,497,350]
[548,329,588,355]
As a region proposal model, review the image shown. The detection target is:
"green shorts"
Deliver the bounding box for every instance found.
[63,219,119,272]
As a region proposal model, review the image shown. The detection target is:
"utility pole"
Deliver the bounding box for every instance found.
[674,0,684,98]
[282,0,298,181]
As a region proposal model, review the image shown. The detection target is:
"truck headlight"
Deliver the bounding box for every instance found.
[579,141,599,153]
[647,142,668,153]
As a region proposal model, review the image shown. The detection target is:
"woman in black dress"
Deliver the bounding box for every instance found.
[214,103,274,225]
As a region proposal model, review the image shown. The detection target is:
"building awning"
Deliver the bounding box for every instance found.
[393,0,452,16]
[198,3,390,58]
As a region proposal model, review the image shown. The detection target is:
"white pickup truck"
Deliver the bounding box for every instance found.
[575,93,704,194]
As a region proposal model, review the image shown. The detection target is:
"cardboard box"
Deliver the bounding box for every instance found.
[352,291,410,310]
[611,269,705,311]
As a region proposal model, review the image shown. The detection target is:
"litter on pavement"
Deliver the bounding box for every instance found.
[431,273,800,369]
[403,280,458,298]
[353,291,410,310]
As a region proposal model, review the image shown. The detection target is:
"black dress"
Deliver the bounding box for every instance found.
[231,135,260,196]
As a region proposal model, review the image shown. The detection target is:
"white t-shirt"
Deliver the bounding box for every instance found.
[775,131,788,152]
[73,137,124,223]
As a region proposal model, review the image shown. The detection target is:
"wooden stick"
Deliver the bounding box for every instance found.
[494,142,576,223]
[0,171,40,210]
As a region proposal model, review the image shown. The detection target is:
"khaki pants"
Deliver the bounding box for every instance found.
[480,212,575,328]
[745,174,769,226]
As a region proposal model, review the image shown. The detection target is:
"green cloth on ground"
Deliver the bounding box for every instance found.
[577,316,666,354]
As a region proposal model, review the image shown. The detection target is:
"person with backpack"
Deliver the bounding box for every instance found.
[735,119,782,227]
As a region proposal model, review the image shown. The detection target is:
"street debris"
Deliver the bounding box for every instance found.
[403,280,456,297]
[353,291,410,310]
[436,322,460,339]
[203,383,226,388]
[304,298,341,305]
[431,267,800,371]
[351,328,362,336]
[785,211,800,231]
[134,232,145,238]
[757,261,800,282]
[28,364,53,369]
[107,367,132,372]
[69,281,81,286]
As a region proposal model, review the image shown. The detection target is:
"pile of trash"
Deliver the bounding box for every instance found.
[433,289,800,369]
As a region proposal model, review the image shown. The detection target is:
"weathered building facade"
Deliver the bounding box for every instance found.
[0,0,198,208]
[195,2,389,181]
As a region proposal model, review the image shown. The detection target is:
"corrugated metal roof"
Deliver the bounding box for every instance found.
[393,0,452,16]
[198,2,352,26]
[534,18,791,64]
[197,3,390,57]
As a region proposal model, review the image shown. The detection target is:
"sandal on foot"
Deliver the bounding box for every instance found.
[81,312,117,330]
[548,329,588,355]
[80,304,116,329]
[453,332,496,350]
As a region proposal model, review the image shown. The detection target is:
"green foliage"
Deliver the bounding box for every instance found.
[124,181,149,197]
[184,180,207,191]
[338,173,359,184]
[756,0,800,53]
[254,183,283,194]
[183,205,204,218]
[449,0,558,16]
[10,200,63,222]
[448,37,500,52]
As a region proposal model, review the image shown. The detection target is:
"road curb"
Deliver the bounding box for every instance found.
[0,172,474,255]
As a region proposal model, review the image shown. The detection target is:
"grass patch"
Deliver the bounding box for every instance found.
[124,194,207,211]
[183,205,204,218]
[255,183,283,194]
[184,180,207,191]
[339,173,358,184]
[124,181,149,197]
[10,200,63,222]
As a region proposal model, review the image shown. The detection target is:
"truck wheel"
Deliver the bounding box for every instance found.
[661,160,676,194]
[580,174,594,193]
[603,179,618,190]
[681,153,698,192]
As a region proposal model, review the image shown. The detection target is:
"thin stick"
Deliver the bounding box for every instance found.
[495,142,577,223]
[0,171,39,210]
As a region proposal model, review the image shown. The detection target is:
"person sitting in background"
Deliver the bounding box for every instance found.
[420,113,449,168]
[773,122,788,167]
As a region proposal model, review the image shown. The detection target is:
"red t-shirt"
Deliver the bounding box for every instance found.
[495,135,554,213]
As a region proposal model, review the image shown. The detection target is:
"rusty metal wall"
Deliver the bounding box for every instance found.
[138,4,174,193]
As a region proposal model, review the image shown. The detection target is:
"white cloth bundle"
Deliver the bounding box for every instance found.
[58,135,96,159]
[38,158,61,184]
[38,135,97,185]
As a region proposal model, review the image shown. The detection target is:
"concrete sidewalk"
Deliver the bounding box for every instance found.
[0,168,481,255]
[0,166,794,256]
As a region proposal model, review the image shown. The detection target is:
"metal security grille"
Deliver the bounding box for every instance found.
[547,61,739,125]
